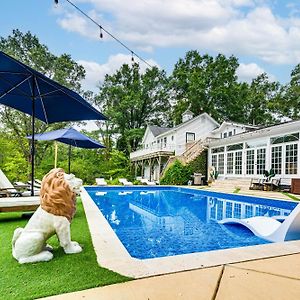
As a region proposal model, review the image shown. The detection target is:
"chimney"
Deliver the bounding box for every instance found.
[182,109,194,123]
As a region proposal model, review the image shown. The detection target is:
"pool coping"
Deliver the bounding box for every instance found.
[80,186,300,279]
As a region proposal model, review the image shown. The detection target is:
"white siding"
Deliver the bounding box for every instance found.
[174,115,216,155]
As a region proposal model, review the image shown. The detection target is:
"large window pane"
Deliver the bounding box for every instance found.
[285,144,298,174]
[235,151,242,175]
[246,149,255,175]
[256,148,266,175]
[271,146,282,175]
[227,153,234,174]
[212,154,217,169]
[218,154,225,174]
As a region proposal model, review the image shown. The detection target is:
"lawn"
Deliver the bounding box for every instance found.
[0,199,131,300]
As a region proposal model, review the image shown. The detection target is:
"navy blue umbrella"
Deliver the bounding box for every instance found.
[28,127,105,173]
[0,51,107,195]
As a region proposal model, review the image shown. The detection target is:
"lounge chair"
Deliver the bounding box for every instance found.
[219,203,300,242]
[0,169,39,197]
[27,179,42,189]
[95,177,108,186]
[0,196,40,212]
[119,178,133,186]
[264,177,281,191]
[140,178,156,186]
[249,178,265,190]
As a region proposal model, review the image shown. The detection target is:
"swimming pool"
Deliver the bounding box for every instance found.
[85,186,297,260]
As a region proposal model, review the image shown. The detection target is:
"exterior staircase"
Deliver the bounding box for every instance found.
[161,138,208,176]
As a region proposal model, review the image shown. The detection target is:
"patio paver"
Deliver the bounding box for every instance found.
[216,264,300,300]
[43,266,222,300]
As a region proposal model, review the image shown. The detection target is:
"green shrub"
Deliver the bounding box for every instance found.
[160,160,192,185]
[187,150,207,181]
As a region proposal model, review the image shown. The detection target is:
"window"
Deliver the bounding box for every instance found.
[211,147,225,153]
[227,152,234,174]
[233,129,236,135]
[256,148,266,175]
[271,133,299,144]
[171,135,174,141]
[163,137,167,147]
[218,154,225,174]
[271,146,282,175]
[235,151,242,175]
[223,132,228,138]
[212,155,218,169]
[246,149,255,175]
[186,132,195,143]
[228,131,232,137]
[227,143,243,151]
[285,144,298,174]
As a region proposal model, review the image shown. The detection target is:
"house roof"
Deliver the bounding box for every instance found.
[148,125,171,137]
[155,112,219,138]
[211,121,258,133]
[208,119,300,146]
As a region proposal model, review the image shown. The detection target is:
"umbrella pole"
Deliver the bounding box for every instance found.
[54,142,58,168]
[68,144,71,173]
[30,75,36,196]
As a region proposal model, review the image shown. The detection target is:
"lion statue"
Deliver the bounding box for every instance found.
[12,168,83,264]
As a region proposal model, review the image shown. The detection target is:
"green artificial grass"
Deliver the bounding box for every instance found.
[281,192,300,201]
[0,200,131,300]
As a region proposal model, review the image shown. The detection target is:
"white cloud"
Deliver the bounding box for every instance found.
[56,0,300,65]
[78,54,159,91]
[237,62,276,82]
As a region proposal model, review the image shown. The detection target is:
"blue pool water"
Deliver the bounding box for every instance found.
[85,186,297,259]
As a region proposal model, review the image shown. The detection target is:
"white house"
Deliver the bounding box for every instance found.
[130,109,300,183]
[207,120,300,181]
[130,110,254,181]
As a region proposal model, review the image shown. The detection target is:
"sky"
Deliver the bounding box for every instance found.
[1,0,300,93]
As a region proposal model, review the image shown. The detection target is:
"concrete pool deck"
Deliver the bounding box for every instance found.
[45,252,300,300]
[45,186,300,299]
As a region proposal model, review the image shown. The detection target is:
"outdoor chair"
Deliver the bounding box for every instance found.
[27,179,42,189]
[219,203,300,242]
[95,177,108,186]
[119,178,133,186]
[264,177,281,191]
[0,169,39,197]
[249,178,265,190]
[0,196,40,212]
[140,178,156,186]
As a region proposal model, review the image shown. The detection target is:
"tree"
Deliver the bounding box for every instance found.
[273,64,300,120]
[242,73,280,125]
[95,63,170,154]
[170,51,241,124]
[0,29,86,177]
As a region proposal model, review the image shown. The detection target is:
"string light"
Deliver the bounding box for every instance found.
[56,0,153,68]
[99,26,103,39]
